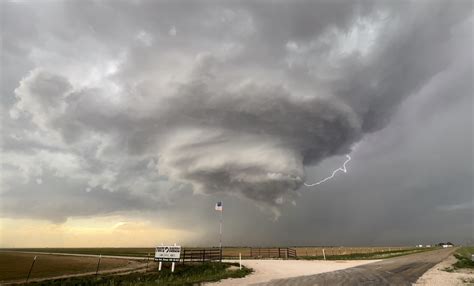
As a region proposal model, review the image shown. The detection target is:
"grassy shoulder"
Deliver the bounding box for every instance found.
[298,247,434,260]
[30,262,252,285]
[452,247,474,269]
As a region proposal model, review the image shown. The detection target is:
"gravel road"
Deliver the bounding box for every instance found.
[254,248,455,286]
[207,259,378,285]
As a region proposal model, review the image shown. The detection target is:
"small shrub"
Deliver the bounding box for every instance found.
[453,253,474,269]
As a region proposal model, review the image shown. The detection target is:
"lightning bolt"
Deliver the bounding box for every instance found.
[304,154,351,186]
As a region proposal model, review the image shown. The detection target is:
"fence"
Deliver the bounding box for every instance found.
[181,248,222,263]
[223,247,297,259]
[249,247,297,259]
[294,246,411,257]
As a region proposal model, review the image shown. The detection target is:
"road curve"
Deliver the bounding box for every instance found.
[254,248,455,286]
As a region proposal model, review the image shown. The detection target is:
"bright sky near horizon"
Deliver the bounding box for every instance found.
[0,217,194,248]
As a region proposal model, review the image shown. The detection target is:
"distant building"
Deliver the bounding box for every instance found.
[437,242,454,248]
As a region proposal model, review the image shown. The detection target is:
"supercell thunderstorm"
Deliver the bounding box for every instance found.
[4,1,471,216]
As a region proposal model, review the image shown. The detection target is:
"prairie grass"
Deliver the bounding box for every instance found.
[29,262,251,285]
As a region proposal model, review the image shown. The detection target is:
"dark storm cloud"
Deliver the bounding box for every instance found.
[1,0,472,244]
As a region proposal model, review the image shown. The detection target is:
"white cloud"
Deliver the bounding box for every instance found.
[136,30,153,46]
[168,26,177,36]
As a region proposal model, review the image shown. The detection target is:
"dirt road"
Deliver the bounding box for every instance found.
[207,260,379,285]
[255,248,455,286]
[414,253,474,285]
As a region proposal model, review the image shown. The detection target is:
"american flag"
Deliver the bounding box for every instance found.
[215,201,223,211]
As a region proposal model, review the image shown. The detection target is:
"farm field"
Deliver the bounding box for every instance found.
[1,247,154,258]
[2,246,432,259]
[0,252,142,283]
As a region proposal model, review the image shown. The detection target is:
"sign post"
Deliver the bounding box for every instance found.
[155,244,181,273]
[171,243,177,273]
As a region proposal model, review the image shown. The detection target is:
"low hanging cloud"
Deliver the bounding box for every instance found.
[155,71,362,204]
[2,0,472,222]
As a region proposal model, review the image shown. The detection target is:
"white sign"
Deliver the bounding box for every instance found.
[155,245,181,262]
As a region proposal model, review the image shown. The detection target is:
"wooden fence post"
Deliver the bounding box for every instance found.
[95,254,102,276]
[26,256,37,283]
[146,253,150,272]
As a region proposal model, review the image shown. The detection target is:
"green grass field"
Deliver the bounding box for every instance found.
[453,247,474,269]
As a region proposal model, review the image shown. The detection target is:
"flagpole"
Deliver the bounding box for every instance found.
[219,208,223,249]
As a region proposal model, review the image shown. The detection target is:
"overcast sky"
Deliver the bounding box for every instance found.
[0,0,472,247]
